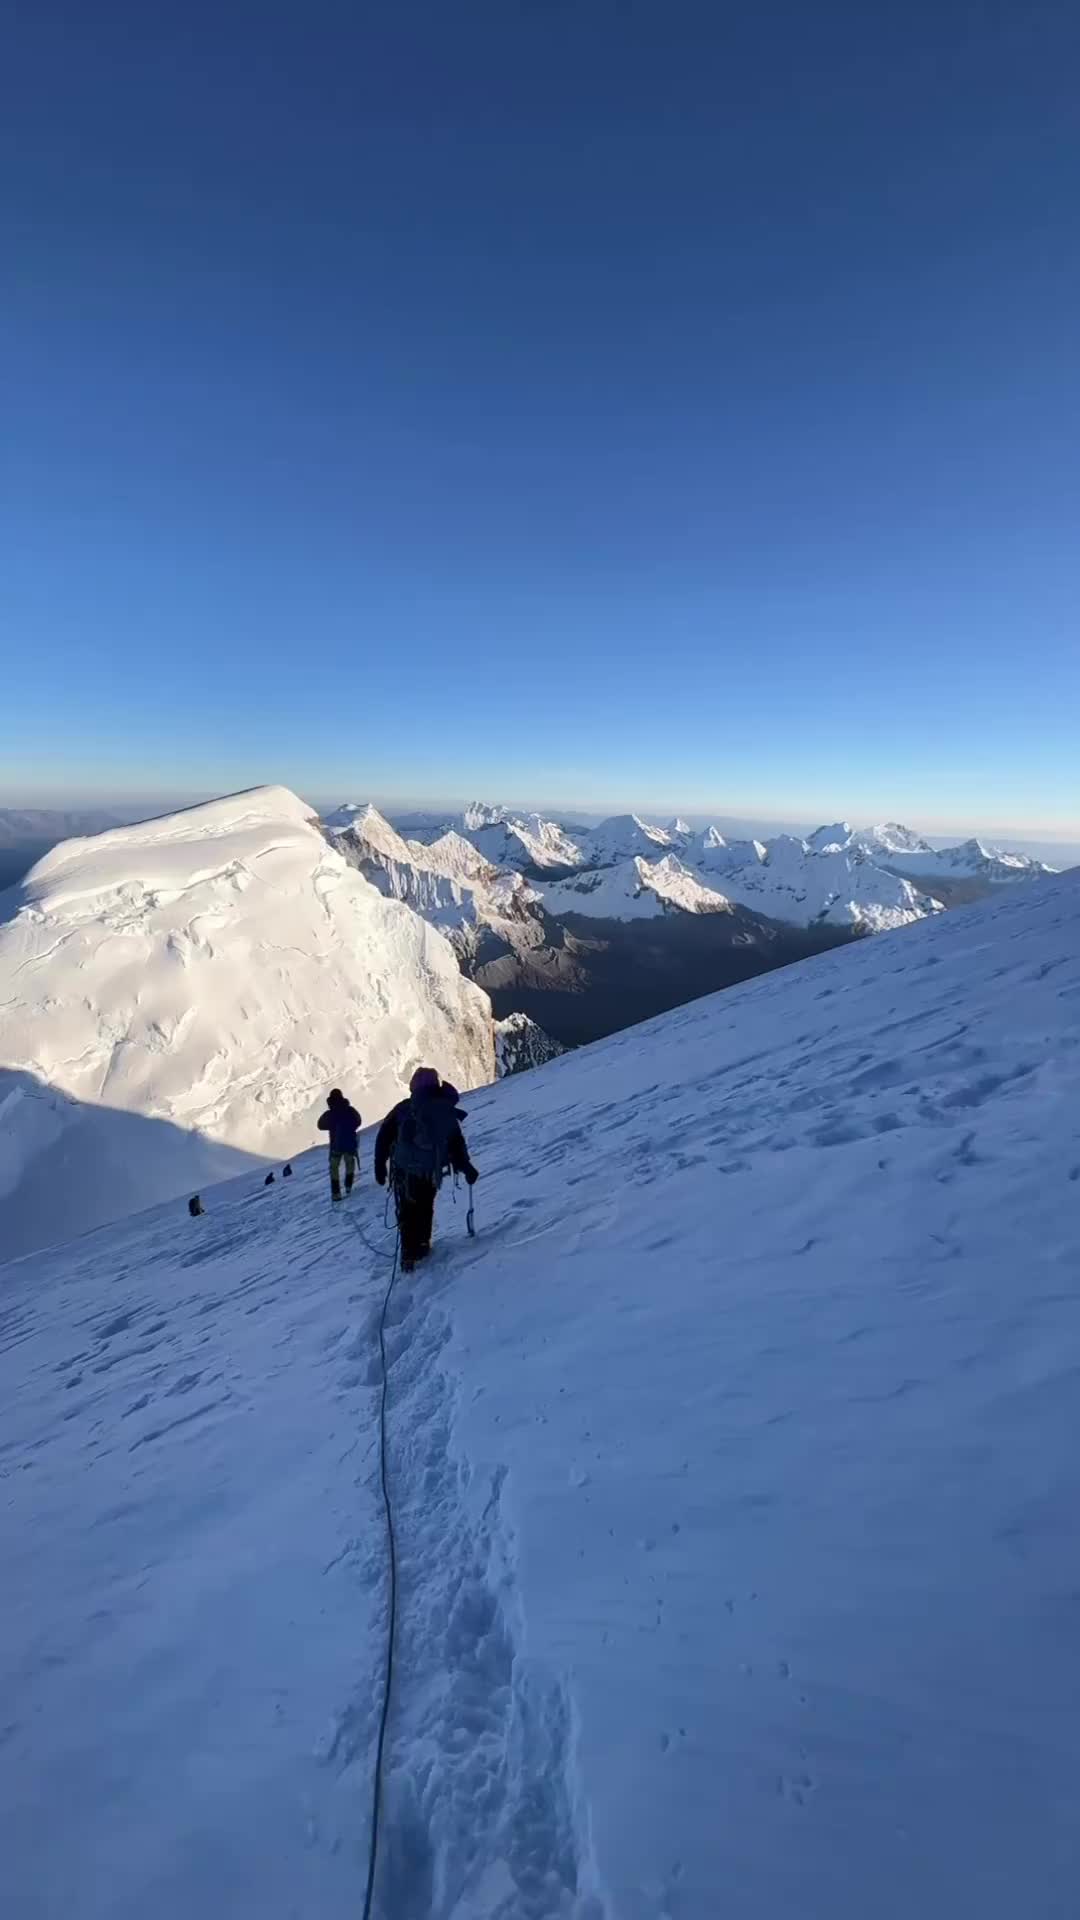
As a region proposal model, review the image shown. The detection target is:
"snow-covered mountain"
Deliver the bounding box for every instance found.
[541,852,734,920]
[854,822,1057,886]
[797,819,1059,887]
[690,830,942,931]
[851,819,934,858]
[539,835,936,931]
[579,813,682,868]
[325,803,544,958]
[805,820,855,853]
[494,1011,567,1076]
[459,803,587,874]
[0,788,493,1260]
[4,865,1078,1916]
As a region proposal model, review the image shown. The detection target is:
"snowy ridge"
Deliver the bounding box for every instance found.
[850,821,1056,883]
[3,865,1079,1913]
[692,831,940,930]
[578,813,681,868]
[0,787,493,1258]
[462,807,587,875]
[494,1011,567,1075]
[539,836,933,930]
[540,853,733,920]
[378,801,1055,933]
[326,804,542,955]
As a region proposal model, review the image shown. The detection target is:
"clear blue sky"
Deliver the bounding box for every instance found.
[3,1,1078,837]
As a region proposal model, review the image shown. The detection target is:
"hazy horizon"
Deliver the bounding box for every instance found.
[2,787,1077,869]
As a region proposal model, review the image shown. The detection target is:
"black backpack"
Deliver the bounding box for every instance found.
[392,1093,458,1185]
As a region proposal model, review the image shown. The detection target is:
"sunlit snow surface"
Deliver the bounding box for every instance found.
[3,869,1080,1917]
[0,787,493,1259]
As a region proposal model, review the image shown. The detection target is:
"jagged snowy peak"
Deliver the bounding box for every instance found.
[419,829,498,882]
[462,809,586,874]
[5,868,1079,1915]
[494,1011,567,1076]
[580,813,680,868]
[327,805,542,956]
[0,787,493,1259]
[851,820,1055,884]
[740,834,937,930]
[321,799,370,832]
[854,820,936,857]
[805,821,854,853]
[667,816,692,841]
[323,800,419,866]
[544,818,936,932]
[675,829,930,930]
[540,853,732,921]
[889,836,1056,884]
[692,829,769,871]
[461,800,510,832]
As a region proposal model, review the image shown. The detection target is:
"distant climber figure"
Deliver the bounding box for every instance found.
[264,1172,276,1186]
[188,1194,205,1217]
[317,1087,362,1201]
[282,1163,293,1178]
[375,1067,478,1272]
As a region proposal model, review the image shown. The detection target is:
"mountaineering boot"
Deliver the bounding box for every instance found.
[331,1186,342,1203]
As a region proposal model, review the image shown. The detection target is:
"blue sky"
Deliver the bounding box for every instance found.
[3,1,1078,838]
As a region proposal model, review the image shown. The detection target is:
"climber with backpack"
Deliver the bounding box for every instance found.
[317,1087,362,1201]
[374,1067,478,1272]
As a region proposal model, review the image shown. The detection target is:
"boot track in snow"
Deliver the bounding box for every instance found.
[338,1199,604,1919]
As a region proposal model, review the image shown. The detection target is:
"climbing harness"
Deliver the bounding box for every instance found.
[343,1204,400,1920]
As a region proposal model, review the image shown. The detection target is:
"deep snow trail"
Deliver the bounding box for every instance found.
[1,1149,603,1919]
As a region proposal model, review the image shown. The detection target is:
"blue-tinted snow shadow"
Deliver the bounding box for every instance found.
[0,1066,271,1267]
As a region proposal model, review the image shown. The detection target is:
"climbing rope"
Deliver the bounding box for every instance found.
[344,1201,401,1920]
[340,1173,472,1915]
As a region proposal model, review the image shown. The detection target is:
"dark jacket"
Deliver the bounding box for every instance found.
[317,1100,361,1155]
[375,1090,474,1186]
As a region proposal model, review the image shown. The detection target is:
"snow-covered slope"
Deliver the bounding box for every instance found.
[494,1011,567,1075]
[851,822,1057,884]
[805,820,854,853]
[0,788,493,1259]
[461,805,586,874]
[685,830,939,930]
[852,820,936,858]
[420,828,498,883]
[3,868,1079,1916]
[580,812,680,867]
[541,853,733,920]
[326,804,543,959]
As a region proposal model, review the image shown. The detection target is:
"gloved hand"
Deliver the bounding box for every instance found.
[465,1165,479,1186]
[375,1168,387,1187]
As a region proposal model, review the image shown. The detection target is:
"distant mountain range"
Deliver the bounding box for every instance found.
[322,798,1056,1052]
[329,799,1055,935]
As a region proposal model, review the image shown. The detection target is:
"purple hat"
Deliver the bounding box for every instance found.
[409,1066,440,1095]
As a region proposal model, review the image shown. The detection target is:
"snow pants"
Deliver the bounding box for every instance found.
[329,1151,357,1198]
[395,1172,436,1265]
